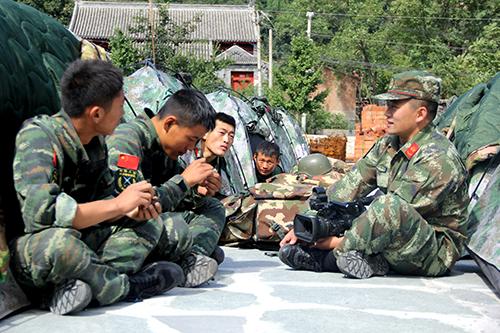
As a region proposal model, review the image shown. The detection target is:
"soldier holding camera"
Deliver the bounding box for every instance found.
[279,71,469,279]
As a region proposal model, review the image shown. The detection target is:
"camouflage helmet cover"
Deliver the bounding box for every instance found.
[373,70,442,103]
[297,153,333,177]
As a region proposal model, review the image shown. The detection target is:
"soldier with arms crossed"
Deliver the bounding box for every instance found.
[279,71,469,279]
[10,60,184,315]
[107,89,226,287]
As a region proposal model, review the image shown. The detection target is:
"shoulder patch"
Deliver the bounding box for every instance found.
[404,143,420,159]
[117,154,140,170]
[115,168,138,192]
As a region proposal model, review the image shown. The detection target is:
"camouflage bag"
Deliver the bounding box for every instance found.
[220,170,345,245]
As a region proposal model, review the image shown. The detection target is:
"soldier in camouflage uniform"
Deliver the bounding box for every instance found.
[107,89,226,287]
[280,71,470,279]
[9,60,185,315]
[254,141,283,183]
[180,112,237,199]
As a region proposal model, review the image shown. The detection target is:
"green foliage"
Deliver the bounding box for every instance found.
[17,0,74,25]
[269,0,498,99]
[110,3,230,92]
[109,30,142,76]
[268,35,327,133]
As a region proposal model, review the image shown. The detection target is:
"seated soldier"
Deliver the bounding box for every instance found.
[254,141,283,183]
[180,112,236,198]
[279,71,469,279]
[10,60,184,315]
[107,89,226,287]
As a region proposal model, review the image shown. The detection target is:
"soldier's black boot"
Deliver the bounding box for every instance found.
[210,246,225,265]
[336,250,389,279]
[279,244,339,272]
[126,261,185,302]
[49,279,92,315]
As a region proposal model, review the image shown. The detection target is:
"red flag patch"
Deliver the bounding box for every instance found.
[404,143,420,159]
[117,154,140,170]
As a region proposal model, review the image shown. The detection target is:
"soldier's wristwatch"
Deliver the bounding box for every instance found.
[171,174,189,192]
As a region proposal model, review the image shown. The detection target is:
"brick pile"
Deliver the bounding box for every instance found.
[352,104,387,161]
[308,135,347,161]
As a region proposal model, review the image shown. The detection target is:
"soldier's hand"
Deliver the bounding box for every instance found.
[115,180,154,214]
[312,236,343,250]
[200,172,221,197]
[181,158,216,187]
[280,229,298,247]
[127,200,161,221]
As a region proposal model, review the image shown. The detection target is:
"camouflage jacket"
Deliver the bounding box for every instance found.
[328,124,469,245]
[256,165,283,183]
[107,115,192,211]
[179,146,234,198]
[13,111,114,233]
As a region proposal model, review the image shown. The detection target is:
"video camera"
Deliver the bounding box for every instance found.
[293,187,370,243]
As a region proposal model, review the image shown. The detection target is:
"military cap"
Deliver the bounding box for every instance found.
[373,70,442,103]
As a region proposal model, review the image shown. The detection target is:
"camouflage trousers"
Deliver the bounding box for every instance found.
[153,197,226,261]
[10,218,162,305]
[336,194,462,276]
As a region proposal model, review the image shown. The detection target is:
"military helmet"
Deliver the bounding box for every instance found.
[297,153,333,177]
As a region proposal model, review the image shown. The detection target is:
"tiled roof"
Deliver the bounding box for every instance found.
[69,1,257,43]
[216,45,257,65]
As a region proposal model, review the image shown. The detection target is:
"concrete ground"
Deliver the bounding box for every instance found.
[1,247,499,333]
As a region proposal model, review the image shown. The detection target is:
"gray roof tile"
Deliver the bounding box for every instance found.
[216,45,257,65]
[69,1,257,43]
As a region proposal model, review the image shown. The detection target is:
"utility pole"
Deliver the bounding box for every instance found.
[268,28,273,89]
[306,11,314,39]
[149,0,156,64]
[253,8,263,96]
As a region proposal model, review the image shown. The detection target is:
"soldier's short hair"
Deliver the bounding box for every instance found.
[216,112,236,129]
[61,60,123,117]
[410,99,438,120]
[158,89,216,131]
[255,141,280,159]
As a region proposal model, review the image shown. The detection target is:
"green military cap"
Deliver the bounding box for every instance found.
[373,70,442,103]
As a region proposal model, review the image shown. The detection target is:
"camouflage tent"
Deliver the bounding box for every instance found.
[206,90,262,193]
[436,72,500,293]
[250,98,309,172]
[207,90,310,194]
[466,161,500,294]
[123,64,184,122]
[435,72,500,172]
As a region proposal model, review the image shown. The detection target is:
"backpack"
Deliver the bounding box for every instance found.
[220,170,345,245]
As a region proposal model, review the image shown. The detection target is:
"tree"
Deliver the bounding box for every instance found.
[266,0,498,99]
[268,35,328,133]
[110,3,230,92]
[17,0,74,26]
[109,30,142,76]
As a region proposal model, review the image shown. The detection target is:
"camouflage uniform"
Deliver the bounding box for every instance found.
[107,115,225,259]
[180,146,234,198]
[328,124,469,276]
[0,196,7,283]
[256,166,283,183]
[10,112,163,305]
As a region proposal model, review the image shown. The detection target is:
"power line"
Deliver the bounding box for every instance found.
[311,33,469,51]
[320,57,485,78]
[266,9,500,22]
